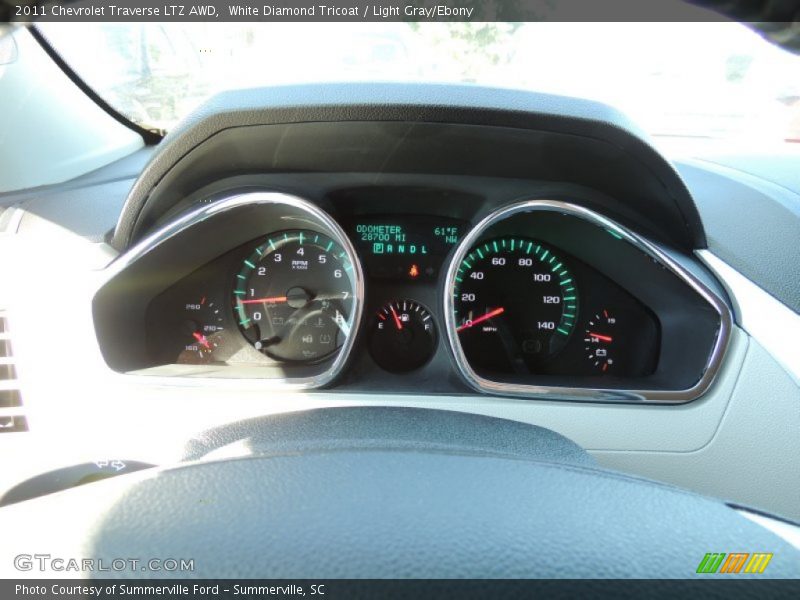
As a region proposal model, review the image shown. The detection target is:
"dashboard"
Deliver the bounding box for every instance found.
[2,83,798,522]
[81,84,736,403]
[95,188,728,403]
[1,33,800,575]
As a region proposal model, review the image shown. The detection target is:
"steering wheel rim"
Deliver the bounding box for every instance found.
[0,407,798,579]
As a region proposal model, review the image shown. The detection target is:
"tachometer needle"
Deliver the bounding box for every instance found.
[588,332,613,343]
[192,332,211,349]
[389,305,403,331]
[457,307,505,332]
[239,296,288,304]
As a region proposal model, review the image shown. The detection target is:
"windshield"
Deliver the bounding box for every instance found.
[38,22,800,145]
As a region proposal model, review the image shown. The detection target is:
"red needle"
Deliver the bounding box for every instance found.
[192,332,211,349]
[389,305,403,331]
[239,296,288,305]
[589,332,613,343]
[457,307,505,332]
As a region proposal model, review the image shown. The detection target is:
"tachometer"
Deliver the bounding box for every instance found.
[233,230,355,363]
[452,237,578,373]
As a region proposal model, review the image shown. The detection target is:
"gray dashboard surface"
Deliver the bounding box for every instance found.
[0,147,154,241]
[15,179,133,243]
[181,406,596,465]
[0,146,152,207]
[675,156,800,313]
[694,152,800,194]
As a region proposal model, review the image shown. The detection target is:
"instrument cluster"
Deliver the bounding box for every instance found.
[110,191,729,403]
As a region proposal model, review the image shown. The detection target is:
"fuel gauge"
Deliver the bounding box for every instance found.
[369,300,437,373]
[584,310,616,373]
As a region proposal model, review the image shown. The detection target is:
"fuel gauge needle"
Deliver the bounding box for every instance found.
[389,305,403,331]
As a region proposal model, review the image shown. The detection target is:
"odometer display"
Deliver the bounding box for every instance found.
[453,237,578,373]
[348,216,464,281]
[233,230,355,363]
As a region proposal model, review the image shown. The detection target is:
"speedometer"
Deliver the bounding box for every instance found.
[233,229,355,363]
[452,237,579,373]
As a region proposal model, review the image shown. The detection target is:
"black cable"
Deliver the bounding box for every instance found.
[28,25,163,145]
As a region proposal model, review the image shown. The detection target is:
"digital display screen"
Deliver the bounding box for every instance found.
[349,216,464,280]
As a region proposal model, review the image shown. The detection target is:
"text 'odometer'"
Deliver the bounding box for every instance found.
[453,237,579,373]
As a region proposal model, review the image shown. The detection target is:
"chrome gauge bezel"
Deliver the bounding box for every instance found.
[442,199,732,403]
[99,191,365,390]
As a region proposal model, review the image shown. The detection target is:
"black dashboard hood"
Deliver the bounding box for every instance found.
[111,82,706,252]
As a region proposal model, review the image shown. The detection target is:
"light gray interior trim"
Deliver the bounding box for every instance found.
[0,205,23,234]
[443,199,732,403]
[676,157,800,313]
[595,336,800,521]
[738,511,800,550]
[698,250,799,385]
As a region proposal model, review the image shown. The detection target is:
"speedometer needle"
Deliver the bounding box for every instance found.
[457,307,505,332]
[239,296,288,304]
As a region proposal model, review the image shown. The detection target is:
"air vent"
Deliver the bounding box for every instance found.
[0,312,27,433]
